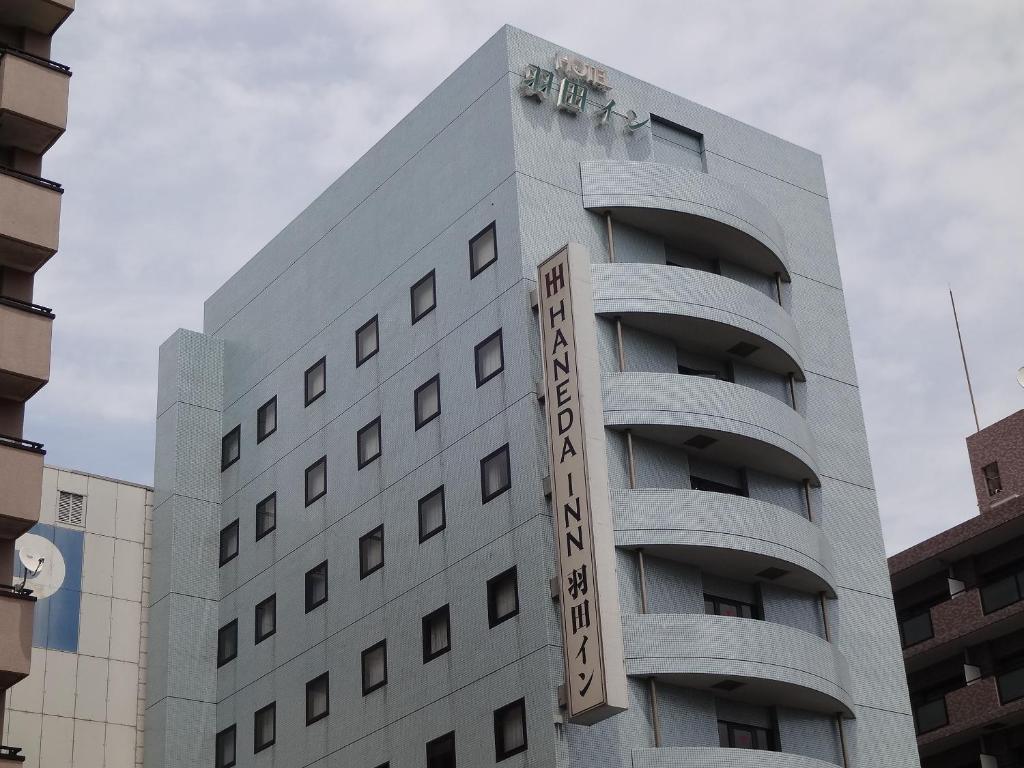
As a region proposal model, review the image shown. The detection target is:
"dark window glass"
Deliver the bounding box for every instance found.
[470,222,497,278]
[305,561,328,613]
[690,475,746,496]
[255,594,276,644]
[305,357,327,406]
[717,720,775,751]
[704,594,760,620]
[415,375,441,429]
[255,493,276,540]
[981,572,1024,615]
[422,605,451,663]
[357,417,382,469]
[494,698,527,761]
[480,444,511,503]
[984,462,1003,497]
[306,672,329,725]
[913,697,949,733]
[305,456,327,506]
[488,567,519,628]
[219,520,239,566]
[359,525,384,579]
[898,608,935,647]
[217,620,237,667]
[474,329,504,387]
[215,726,236,768]
[411,270,437,324]
[253,702,275,753]
[426,732,455,768]
[221,426,241,471]
[418,486,446,542]
[362,640,387,695]
[257,397,277,443]
[356,315,380,366]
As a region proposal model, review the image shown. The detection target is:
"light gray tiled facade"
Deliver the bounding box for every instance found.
[147,26,917,768]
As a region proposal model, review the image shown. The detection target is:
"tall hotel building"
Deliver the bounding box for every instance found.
[148,27,918,768]
[0,0,73,765]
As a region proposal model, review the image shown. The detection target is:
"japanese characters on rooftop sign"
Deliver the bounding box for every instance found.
[537,245,628,725]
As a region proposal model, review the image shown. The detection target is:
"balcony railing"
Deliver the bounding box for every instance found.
[0,745,24,763]
[0,166,63,194]
[0,295,53,318]
[900,611,935,648]
[0,45,71,75]
[913,698,949,734]
[0,434,44,454]
[981,571,1024,614]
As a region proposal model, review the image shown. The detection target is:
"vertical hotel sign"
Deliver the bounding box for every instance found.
[538,244,628,724]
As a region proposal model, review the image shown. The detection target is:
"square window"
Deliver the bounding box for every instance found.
[469,222,497,278]
[357,417,382,469]
[221,425,241,471]
[253,702,275,753]
[361,640,387,695]
[414,375,441,430]
[480,444,511,503]
[256,493,276,541]
[494,699,527,761]
[410,270,436,324]
[356,315,380,367]
[219,520,239,566]
[474,329,504,387]
[305,357,327,406]
[418,486,446,542]
[257,397,277,443]
[255,594,276,644]
[217,619,237,667]
[216,725,236,768]
[305,561,328,613]
[306,672,329,725]
[359,525,384,579]
[305,456,327,506]
[422,605,451,663]
[487,566,519,628]
[426,732,456,768]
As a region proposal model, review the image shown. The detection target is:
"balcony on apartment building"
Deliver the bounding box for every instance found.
[0,0,74,36]
[0,165,61,273]
[0,296,52,400]
[0,433,43,538]
[0,46,71,155]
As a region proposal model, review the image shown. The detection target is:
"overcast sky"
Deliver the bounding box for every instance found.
[29,1,1023,554]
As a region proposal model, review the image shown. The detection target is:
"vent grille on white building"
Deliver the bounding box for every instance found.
[58,491,86,527]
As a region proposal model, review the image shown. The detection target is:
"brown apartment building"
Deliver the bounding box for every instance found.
[891,409,1024,767]
[0,0,73,765]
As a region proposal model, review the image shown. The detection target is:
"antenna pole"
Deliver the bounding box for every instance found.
[950,289,980,433]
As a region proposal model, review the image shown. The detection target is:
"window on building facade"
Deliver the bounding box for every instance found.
[362,640,387,695]
[411,270,436,324]
[690,475,747,497]
[305,561,328,612]
[359,525,384,578]
[305,456,327,506]
[474,329,504,387]
[358,417,382,468]
[305,357,327,406]
[255,594,276,644]
[422,605,451,663]
[222,425,241,471]
[57,491,86,527]
[984,462,1003,497]
[254,702,276,753]
[219,520,239,566]
[470,222,497,278]
[306,672,329,725]
[426,732,456,768]
[356,315,379,366]
[414,375,441,429]
[487,566,519,628]
[217,620,237,667]
[493,698,527,761]
[704,594,761,620]
[257,396,277,443]
[717,720,775,751]
[215,726,236,768]
[418,486,446,542]
[480,444,511,503]
[256,493,276,540]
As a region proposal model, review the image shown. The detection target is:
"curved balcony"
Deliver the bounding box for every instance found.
[631,747,841,768]
[580,160,790,279]
[592,263,805,379]
[603,372,820,484]
[624,613,853,716]
[614,488,836,597]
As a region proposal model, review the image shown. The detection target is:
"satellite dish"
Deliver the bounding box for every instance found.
[1018,367,1024,389]
[19,550,45,574]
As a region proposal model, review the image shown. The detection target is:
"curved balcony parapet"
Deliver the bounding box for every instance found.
[580,160,790,279]
[631,747,843,768]
[613,488,836,597]
[592,263,805,379]
[624,613,854,716]
[603,372,820,484]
